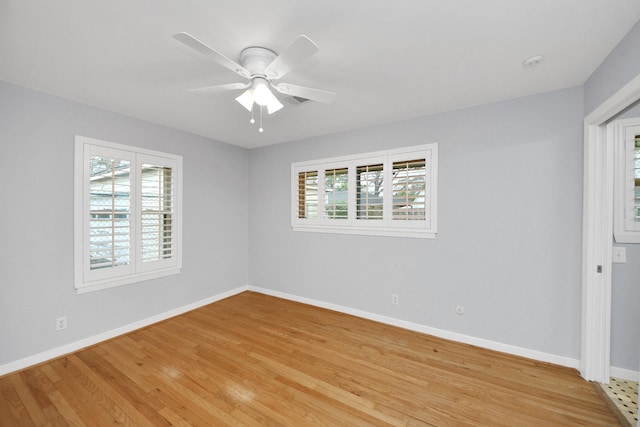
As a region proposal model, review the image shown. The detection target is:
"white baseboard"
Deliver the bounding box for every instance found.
[248,286,581,370]
[4,284,637,383]
[249,287,640,382]
[610,366,640,382]
[0,286,248,376]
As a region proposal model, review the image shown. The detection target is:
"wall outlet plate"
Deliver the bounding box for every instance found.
[612,246,627,263]
[56,317,67,331]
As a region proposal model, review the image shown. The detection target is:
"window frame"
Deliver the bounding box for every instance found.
[291,144,438,238]
[613,118,640,243]
[74,135,183,294]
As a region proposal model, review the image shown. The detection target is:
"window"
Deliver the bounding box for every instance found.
[74,136,182,293]
[297,170,318,219]
[392,159,426,220]
[613,118,640,243]
[356,163,384,220]
[292,144,437,238]
[324,168,348,219]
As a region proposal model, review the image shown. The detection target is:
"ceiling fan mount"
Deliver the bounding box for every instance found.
[239,46,278,78]
[173,32,336,132]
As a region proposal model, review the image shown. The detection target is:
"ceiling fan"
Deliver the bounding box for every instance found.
[173,32,336,132]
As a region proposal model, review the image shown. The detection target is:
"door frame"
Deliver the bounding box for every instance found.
[581,73,640,382]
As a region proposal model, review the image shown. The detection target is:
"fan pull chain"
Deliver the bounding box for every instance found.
[250,104,255,124]
[259,105,264,133]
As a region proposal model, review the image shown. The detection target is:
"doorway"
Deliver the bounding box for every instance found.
[581,73,640,384]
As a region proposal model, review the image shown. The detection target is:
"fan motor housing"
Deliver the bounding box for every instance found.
[239,47,277,76]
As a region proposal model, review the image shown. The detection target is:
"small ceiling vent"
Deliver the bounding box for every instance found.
[285,95,311,105]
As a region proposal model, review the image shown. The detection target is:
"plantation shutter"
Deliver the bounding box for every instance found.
[298,170,318,219]
[291,143,437,238]
[140,163,174,262]
[624,130,640,231]
[88,155,131,271]
[324,167,348,219]
[612,121,640,243]
[76,136,182,292]
[392,159,426,220]
[356,164,384,220]
[634,135,640,223]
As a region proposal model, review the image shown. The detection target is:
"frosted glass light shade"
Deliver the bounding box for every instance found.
[235,80,283,115]
[253,83,271,106]
[235,89,254,112]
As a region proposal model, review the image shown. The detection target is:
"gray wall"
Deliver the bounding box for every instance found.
[611,243,640,370]
[584,19,640,116]
[249,87,585,360]
[0,81,249,366]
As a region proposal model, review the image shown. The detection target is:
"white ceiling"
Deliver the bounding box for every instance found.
[1,1,639,149]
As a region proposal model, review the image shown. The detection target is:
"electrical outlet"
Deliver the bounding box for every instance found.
[56,316,67,331]
[391,294,399,305]
[455,306,465,315]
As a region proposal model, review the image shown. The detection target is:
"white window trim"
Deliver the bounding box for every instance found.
[74,135,183,294]
[291,143,438,239]
[612,118,640,243]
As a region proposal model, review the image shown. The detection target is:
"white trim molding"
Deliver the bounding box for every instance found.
[610,366,640,382]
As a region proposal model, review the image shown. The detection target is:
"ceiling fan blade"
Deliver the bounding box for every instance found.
[188,82,250,94]
[173,32,251,79]
[273,83,336,104]
[264,35,319,80]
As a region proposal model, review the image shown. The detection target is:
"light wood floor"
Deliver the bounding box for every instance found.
[0,291,619,426]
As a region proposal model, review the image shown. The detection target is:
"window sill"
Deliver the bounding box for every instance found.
[614,232,640,244]
[75,267,181,294]
[292,225,436,239]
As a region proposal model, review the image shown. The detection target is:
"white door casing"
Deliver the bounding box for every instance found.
[581,73,640,382]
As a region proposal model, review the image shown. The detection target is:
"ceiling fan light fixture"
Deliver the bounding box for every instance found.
[236,79,283,115]
[252,81,271,106]
[174,33,335,133]
[266,95,283,115]
[235,89,254,112]
[253,80,283,114]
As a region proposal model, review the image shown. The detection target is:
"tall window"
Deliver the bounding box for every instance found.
[613,118,640,243]
[291,144,437,238]
[89,156,132,271]
[75,136,182,293]
[140,163,174,262]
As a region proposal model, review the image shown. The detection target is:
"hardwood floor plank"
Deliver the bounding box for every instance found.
[75,348,171,426]
[0,292,620,426]
[11,368,76,426]
[48,358,118,426]
[46,389,88,427]
[0,375,35,426]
